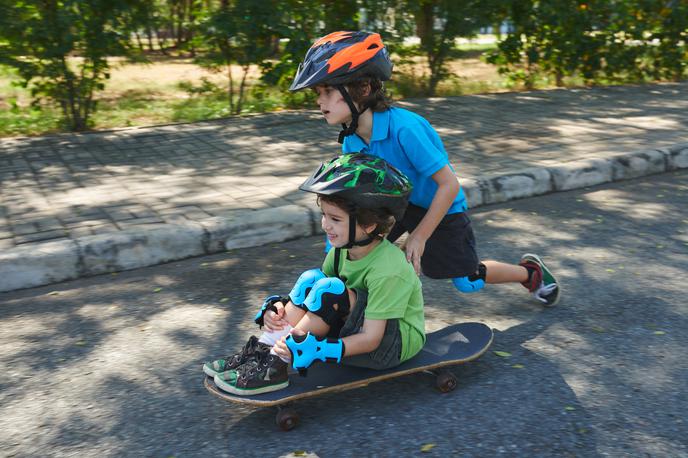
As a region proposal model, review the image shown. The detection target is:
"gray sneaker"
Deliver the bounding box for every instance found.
[203,336,271,378]
[519,253,560,307]
[214,351,289,396]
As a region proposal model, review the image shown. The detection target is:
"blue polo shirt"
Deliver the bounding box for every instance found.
[342,107,467,214]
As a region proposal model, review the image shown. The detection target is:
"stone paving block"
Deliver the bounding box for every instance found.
[14,229,69,244]
[76,223,205,275]
[34,217,64,232]
[0,239,80,292]
[115,217,165,229]
[200,205,312,253]
[90,223,121,235]
[611,150,667,180]
[64,218,116,229]
[479,167,553,204]
[103,207,135,221]
[11,222,37,235]
[667,147,688,170]
[549,158,613,191]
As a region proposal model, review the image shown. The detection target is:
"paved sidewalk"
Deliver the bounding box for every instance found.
[1,82,687,292]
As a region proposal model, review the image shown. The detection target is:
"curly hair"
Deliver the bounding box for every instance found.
[345,75,392,112]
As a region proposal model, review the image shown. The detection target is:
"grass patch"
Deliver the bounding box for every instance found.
[0,50,508,137]
[0,45,536,137]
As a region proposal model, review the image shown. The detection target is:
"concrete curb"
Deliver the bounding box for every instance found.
[1,144,686,293]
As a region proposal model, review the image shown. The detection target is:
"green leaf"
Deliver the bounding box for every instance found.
[653,331,666,335]
[564,406,576,411]
[153,287,162,293]
[219,298,229,303]
[493,351,511,358]
[511,364,525,369]
[420,443,436,452]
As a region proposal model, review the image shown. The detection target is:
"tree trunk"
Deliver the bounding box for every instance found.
[415,2,435,50]
[228,64,235,114]
[236,64,250,114]
[146,27,154,52]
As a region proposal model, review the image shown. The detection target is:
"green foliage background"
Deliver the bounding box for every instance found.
[0,0,685,134]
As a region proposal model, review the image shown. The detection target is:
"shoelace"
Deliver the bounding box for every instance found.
[533,283,557,303]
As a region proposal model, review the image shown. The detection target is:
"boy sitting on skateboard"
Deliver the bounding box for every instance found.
[203,153,425,395]
[289,31,560,306]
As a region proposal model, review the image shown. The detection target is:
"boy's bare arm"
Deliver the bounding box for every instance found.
[341,318,386,356]
[405,165,460,274]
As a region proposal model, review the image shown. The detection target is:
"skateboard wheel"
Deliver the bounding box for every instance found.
[276,407,300,431]
[435,371,458,393]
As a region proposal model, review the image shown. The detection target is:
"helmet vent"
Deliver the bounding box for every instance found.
[367,43,379,50]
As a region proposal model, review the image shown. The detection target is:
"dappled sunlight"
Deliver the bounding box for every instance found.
[523,324,595,356]
[547,120,611,136]
[580,189,672,221]
[0,297,229,445]
[477,210,580,243]
[592,116,680,130]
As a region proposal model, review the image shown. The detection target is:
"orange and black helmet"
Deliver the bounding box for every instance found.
[289,31,393,91]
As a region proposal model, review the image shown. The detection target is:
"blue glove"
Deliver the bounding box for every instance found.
[254,295,287,327]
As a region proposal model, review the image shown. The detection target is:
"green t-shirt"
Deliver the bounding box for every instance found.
[322,239,425,362]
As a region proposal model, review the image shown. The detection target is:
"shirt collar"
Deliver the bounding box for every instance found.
[344,109,391,152]
[370,109,391,143]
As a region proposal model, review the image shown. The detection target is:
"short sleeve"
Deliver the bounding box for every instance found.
[398,125,447,177]
[321,248,335,277]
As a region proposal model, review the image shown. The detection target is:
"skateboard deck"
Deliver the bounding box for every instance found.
[204,322,493,407]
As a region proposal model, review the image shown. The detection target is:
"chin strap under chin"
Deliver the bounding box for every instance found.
[336,85,368,144]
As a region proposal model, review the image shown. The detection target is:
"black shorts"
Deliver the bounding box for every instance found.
[388,203,480,279]
[338,290,403,370]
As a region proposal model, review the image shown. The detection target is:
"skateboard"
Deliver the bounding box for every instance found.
[204,322,493,431]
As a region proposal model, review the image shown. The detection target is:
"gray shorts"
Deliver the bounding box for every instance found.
[338,290,403,370]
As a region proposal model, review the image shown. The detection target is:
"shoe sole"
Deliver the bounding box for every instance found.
[521,253,561,307]
[214,374,289,396]
[203,363,220,378]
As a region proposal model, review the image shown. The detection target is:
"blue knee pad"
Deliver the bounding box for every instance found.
[452,263,487,293]
[288,268,327,308]
[453,276,485,293]
[303,277,351,327]
[285,332,345,371]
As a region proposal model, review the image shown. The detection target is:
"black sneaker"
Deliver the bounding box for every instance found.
[202,336,271,378]
[214,351,289,396]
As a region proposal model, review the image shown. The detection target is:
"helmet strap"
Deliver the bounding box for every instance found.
[336,85,368,144]
[342,209,376,249]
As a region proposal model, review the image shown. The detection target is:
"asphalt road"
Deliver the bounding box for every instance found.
[1,170,687,458]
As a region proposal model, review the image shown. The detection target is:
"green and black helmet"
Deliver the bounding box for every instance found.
[300,152,412,249]
[300,152,412,220]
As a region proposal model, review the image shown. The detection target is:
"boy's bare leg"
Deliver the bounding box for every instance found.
[292,288,358,336]
[483,260,529,284]
[272,288,357,363]
[283,302,307,327]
